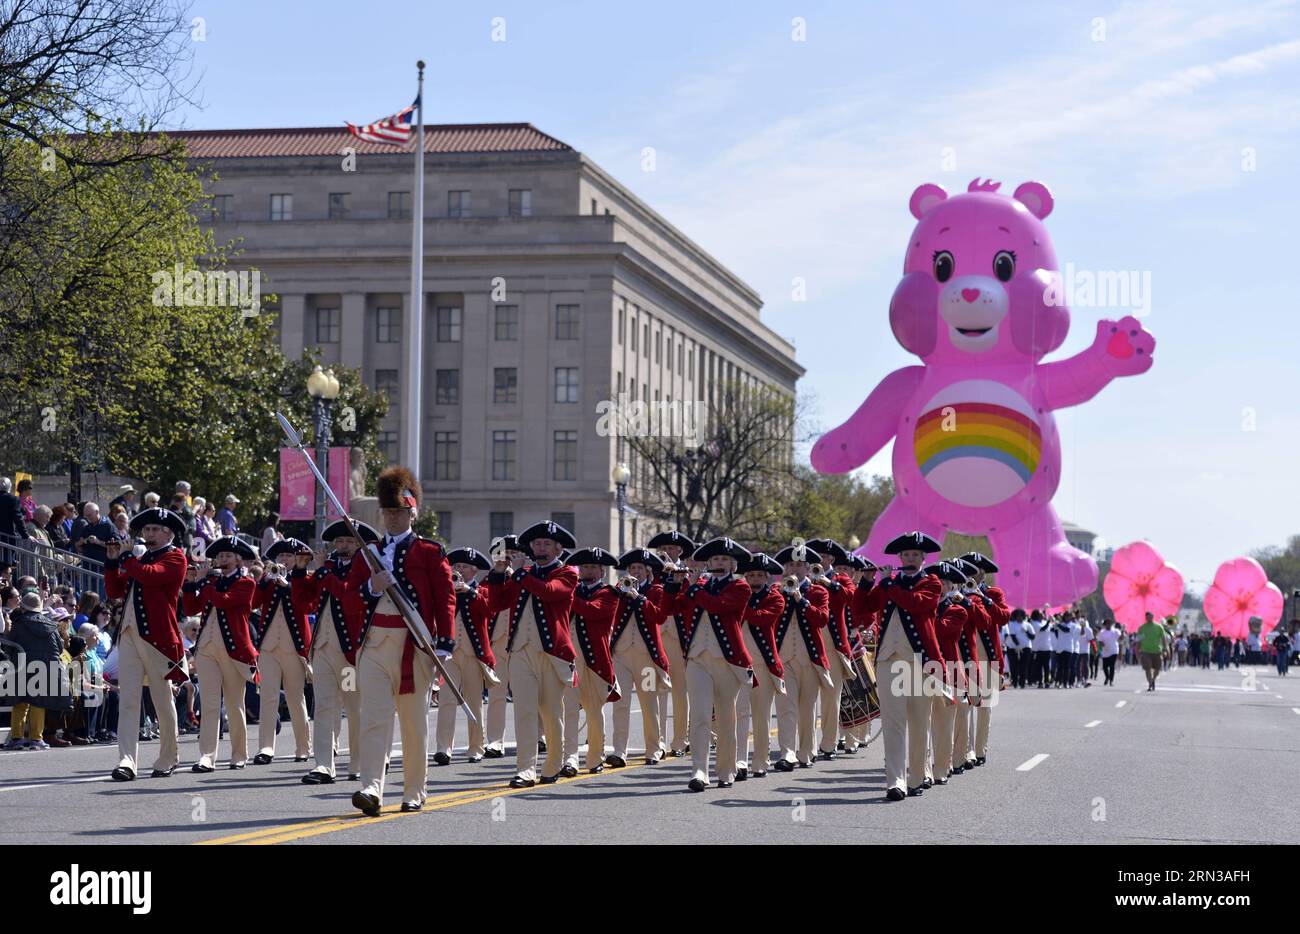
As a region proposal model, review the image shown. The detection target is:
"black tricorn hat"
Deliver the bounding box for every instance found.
[924,561,969,584]
[617,548,664,572]
[128,507,186,539]
[847,554,876,571]
[322,519,380,544]
[740,552,783,575]
[693,537,751,562]
[646,530,697,552]
[774,544,824,565]
[205,536,256,561]
[446,547,491,571]
[953,558,982,580]
[265,538,312,561]
[959,551,999,573]
[567,547,618,567]
[883,531,942,555]
[806,538,851,565]
[517,521,576,550]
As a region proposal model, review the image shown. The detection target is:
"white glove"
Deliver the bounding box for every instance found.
[132,543,147,559]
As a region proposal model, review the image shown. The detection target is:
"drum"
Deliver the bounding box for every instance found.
[839,644,880,733]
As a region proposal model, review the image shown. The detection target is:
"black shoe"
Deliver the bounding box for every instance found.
[537,740,547,753]
[483,748,504,759]
[907,785,924,797]
[717,780,733,788]
[688,778,707,792]
[752,769,767,778]
[837,739,846,751]
[605,754,627,768]
[191,763,215,774]
[818,749,837,761]
[509,775,535,789]
[975,756,986,767]
[922,777,934,789]
[302,771,333,784]
[773,759,795,773]
[229,762,246,770]
[151,765,177,778]
[964,758,978,770]
[347,771,360,781]
[467,754,483,763]
[885,787,906,802]
[111,766,136,782]
[669,748,686,758]
[432,752,451,766]
[539,773,560,785]
[293,755,309,762]
[588,764,605,774]
[400,801,422,812]
[560,764,578,778]
[645,751,662,765]
[352,791,381,817]
[798,759,812,769]
[935,776,949,785]
[951,764,965,775]
[735,766,748,781]
[253,753,273,765]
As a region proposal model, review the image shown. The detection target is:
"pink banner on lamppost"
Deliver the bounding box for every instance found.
[279,447,350,520]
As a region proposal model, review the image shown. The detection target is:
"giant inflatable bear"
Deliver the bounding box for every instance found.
[811,179,1155,609]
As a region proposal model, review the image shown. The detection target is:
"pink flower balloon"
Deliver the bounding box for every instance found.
[1202,558,1283,640]
[1102,541,1184,630]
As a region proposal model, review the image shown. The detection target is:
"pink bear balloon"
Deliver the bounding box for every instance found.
[1102,541,1184,630]
[1202,557,1283,640]
[812,179,1156,609]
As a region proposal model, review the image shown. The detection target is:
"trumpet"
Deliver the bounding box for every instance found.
[782,574,800,591]
[451,570,464,585]
[810,562,829,583]
[617,574,639,593]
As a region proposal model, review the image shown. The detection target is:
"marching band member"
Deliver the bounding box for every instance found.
[676,537,753,792]
[959,553,1009,765]
[182,536,258,772]
[853,531,943,801]
[103,508,189,781]
[566,547,621,774]
[647,529,697,757]
[925,561,969,786]
[607,548,670,768]
[254,538,314,764]
[486,521,578,788]
[807,538,857,760]
[435,547,499,765]
[840,553,877,753]
[347,467,457,815]
[736,552,784,779]
[949,560,984,774]
[483,534,522,758]
[771,543,831,772]
[292,519,378,784]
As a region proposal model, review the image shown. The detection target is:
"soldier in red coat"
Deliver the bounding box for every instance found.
[483,533,523,759]
[647,529,697,757]
[771,543,832,771]
[677,537,754,792]
[104,507,189,782]
[182,536,258,772]
[736,553,785,779]
[347,467,457,815]
[807,538,859,760]
[959,553,1011,767]
[853,531,944,801]
[486,520,578,788]
[292,519,378,784]
[566,547,621,774]
[607,548,670,768]
[924,562,970,786]
[434,547,499,765]
[254,538,314,765]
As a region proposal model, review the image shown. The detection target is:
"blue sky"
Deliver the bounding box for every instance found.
[175,0,1300,592]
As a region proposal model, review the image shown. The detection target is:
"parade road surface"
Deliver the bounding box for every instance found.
[2,662,1294,845]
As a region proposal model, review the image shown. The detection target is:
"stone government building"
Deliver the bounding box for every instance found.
[179,123,802,548]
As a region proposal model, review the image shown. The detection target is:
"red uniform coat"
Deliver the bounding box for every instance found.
[486,561,578,663]
[774,579,831,669]
[105,545,188,683]
[978,584,1010,675]
[255,576,313,658]
[346,536,458,654]
[853,572,944,669]
[661,576,706,647]
[454,581,497,668]
[822,572,856,657]
[745,584,786,679]
[292,556,366,665]
[183,569,259,666]
[570,581,621,701]
[609,580,670,674]
[932,596,969,695]
[680,574,754,672]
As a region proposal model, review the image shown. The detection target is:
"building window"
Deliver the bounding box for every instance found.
[435,369,459,405]
[492,431,517,481]
[269,193,292,221]
[494,305,518,340]
[655,329,661,364]
[617,307,625,345]
[447,190,470,218]
[678,342,683,375]
[377,430,398,462]
[551,511,575,531]
[374,368,399,402]
[387,191,411,219]
[630,317,638,353]
[328,192,350,219]
[617,371,623,395]
[436,511,452,540]
[211,194,232,222]
[434,431,459,481]
[490,512,514,541]
[493,368,517,404]
[436,306,461,342]
[688,346,694,377]
[591,197,597,215]
[554,367,579,404]
[555,304,579,340]
[643,322,650,357]
[553,430,577,481]
[642,382,648,404]
[508,189,532,216]
[376,307,402,343]
[315,307,340,344]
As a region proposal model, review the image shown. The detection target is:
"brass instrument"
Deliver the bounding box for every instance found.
[782,573,800,591]
[618,573,639,593]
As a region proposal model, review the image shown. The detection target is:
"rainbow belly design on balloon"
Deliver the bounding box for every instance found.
[912,380,1042,507]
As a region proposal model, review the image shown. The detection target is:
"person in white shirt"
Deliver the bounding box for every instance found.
[1078,618,1094,685]
[1051,615,1075,687]
[1097,620,1120,685]
[1030,610,1053,687]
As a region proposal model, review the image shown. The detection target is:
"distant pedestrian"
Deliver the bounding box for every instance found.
[1136,612,1166,691]
[1273,630,1292,676]
[1097,620,1120,685]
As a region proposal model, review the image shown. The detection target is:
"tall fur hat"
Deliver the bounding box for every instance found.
[377,466,420,509]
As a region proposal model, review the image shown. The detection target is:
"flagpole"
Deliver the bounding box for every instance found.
[404,60,426,476]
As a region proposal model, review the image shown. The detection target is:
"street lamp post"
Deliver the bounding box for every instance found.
[306,365,341,547]
[612,461,630,552]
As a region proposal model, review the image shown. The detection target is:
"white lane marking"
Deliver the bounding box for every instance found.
[1133,688,1144,694]
[1292,708,1300,715]
[0,775,112,793]
[1016,753,1049,771]
[1084,720,1102,728]
[1261,681,1271,690]
[1115,701,1127,708]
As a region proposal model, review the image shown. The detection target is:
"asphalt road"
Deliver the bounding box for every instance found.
[2,659,1296,844]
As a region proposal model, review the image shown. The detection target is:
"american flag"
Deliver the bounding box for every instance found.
[346,97,419,145]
